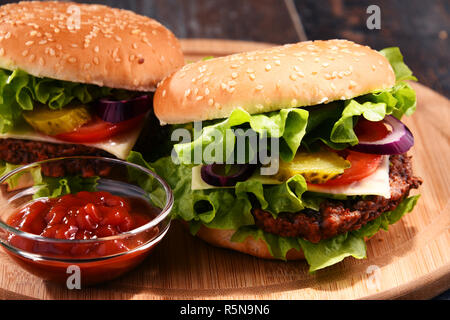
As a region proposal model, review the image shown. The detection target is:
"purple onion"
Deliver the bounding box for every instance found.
[95,94,152,123]
[351,115,414,155]
[201,164,257,187]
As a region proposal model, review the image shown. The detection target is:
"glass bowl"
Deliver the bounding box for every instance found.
[0,156,173,286]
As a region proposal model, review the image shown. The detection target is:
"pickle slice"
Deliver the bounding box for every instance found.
[23,104,92,136]
[277,150,351,184]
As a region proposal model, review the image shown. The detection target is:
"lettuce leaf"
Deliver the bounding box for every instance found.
[232,195,420,272]
[379,47,417,82]
[174,107,309,164]
[33,175,99,199]
[0,68,112,133]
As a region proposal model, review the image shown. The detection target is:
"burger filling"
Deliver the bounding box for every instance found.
[0,68,153,177]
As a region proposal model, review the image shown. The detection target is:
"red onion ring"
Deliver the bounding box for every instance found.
[95,94,153,124]
[351,115,414,155]
[201,164,257,187]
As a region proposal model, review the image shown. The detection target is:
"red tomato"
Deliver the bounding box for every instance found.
[354,118,390,142]
[310,150,383,187]
[54,115,144,143]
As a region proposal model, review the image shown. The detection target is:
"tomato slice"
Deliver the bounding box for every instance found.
[354,118,390,142]
[54,115,144,143]
[309,150,383,187]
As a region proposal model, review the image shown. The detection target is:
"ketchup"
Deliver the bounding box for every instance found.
[4,191,161,285]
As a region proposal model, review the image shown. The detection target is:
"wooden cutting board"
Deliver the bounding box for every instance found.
[0,39,449,300]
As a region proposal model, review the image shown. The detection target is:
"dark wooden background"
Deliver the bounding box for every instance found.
[0,0,448,299]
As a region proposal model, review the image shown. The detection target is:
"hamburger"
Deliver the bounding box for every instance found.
[129,39,422,271]
[0,1,184,180]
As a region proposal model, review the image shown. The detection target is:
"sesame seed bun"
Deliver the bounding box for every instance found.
[154,39,396,124]
[195,225,305,260]
[0,1,184,91]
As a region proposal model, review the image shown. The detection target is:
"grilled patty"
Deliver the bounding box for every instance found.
[0,138,114,177]
[252,154,422,243]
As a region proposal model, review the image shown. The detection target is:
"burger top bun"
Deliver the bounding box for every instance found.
[0,1,185,91]
[154,39,396,124]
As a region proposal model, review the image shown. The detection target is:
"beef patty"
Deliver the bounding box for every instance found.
[0,138,114,177]
[252,154,422,243]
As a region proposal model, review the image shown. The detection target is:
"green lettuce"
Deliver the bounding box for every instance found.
[33,175,99,200]
[232,195,420,272]
[0,68,113,133]
[174,107,309,164]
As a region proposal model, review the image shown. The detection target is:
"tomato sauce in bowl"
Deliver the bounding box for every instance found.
[0,157,173,286]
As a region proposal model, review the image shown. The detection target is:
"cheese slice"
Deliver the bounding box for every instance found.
[0,121,144,160]
[191,156,391,198]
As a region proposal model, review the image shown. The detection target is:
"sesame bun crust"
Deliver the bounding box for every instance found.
[195,226,305,261]
[0,1,184,91]
[154,39,395,124]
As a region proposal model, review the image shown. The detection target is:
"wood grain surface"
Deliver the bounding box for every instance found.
[0,39,449,300]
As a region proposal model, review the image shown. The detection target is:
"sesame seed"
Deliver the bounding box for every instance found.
[39,57,45,66]
[231,72,238,79]
[22,50,29,57]
[255,84,263,91]
[246,68,254,73]
[68,57,77,63]
[274,60,281,66]
[349,80,357,88]
[208,99,214,106]
[290,74,298,81]
[322,62,329,67]
[228,80,237,86]
[162,90,167,97]
[0,48,4,56]
[372,65,377,71]
[93,57,100,65]
[230,64,239,69]
[94,46,99,53]
[29,54,35,62]
[311,71,318,75]
[221,83,227,90]
[29,30,38,36]
[196,95,204,100]
[290,99,298,107]
[132,43,138,49]
[205,88,210,95]
[5,32,11,39]
[228,88,235,94]
[249,74,256,81]
[330,83,336,90]
[25,40,34,46]
[184,89,191,97]
[265,64,272,71]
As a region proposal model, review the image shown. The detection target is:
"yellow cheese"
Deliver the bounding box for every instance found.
[0,121,144,160]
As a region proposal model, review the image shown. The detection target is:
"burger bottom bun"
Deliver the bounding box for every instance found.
[195,225,305,261]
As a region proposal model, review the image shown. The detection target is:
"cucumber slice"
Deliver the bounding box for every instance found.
[277,150,351,184]
[23,104,92,136]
